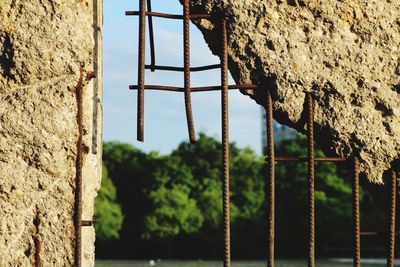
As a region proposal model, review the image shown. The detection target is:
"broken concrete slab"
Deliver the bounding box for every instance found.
[0,0,102,265]
[189,0,399,183]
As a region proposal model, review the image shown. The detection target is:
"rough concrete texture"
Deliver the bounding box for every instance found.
[188,0,400,184]
[0,1,102,266]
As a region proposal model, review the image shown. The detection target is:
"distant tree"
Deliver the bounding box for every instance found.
[142,184,204,239]
[99,134,385,259]
[230,147,265,220]
[275,135,353,256]
[170,133,265,257]
[102,142,163,245]
[94,165,123,241]
[171,133,226,228]
[102,141,207,258]
[171,133,265,227]
[141,156,204,239]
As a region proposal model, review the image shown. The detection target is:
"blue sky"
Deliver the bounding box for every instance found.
[103,0,262,155]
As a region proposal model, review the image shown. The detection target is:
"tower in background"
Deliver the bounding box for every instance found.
[261,108,297,154]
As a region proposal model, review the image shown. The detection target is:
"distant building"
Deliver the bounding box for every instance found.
[261,108,297,154]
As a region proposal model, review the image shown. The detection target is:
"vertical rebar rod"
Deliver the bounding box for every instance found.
[137,0,146,142]
[34,207,42,267]
[306,93,315,267]
[353,157,361,267]
[147,0,155,72]
[74,69,84,267]
[266,90,275,267]
[184,0,196,143]
[221,17,231,267]
[387,170,397,267]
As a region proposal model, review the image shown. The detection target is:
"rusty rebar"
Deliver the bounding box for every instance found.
[353,157,361,267]
[275,157,347,162]
[306,93,315,267]
[184,0,196,143]
[34,237,42,267]
[387,170,397,267]
[266,90,275,267]
[221,17,231,267]
[86,71,96,81]
[361,231,400,237]
[34,207,42,267]
[74,68,84,267]
[144,64,221,72]
[361,232,380,237]
[147,0,155,72]
[125,11,211,20]
[137,0,146,142]
[81,220,97,227]
[122,3,400,266]
[129,84,259,92]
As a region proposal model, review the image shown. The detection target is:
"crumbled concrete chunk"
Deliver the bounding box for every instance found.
[189,0,400,183]
[0,1,102,265]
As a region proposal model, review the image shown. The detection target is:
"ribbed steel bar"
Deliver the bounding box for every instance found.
[137,0,146,142]
[221,17,231,267]
[361,232,380,236]
[306,93,315,267]
[353,157,361,267]
[34,207,42,267]
[147,0,156,72]
[144,64,221,72]
[34,235,42,267]
[125,11,211,20]
[74,70,84,267]
[129,84,259,92]
[361,231,400,237]
[275,157,347,162]
[81,220,97,227]
[266,90,275,267]
[184,0,196,143]
[387,170,397,267]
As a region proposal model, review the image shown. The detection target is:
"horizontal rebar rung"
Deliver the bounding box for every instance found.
[275,157,347,162]
[125,11,211,20]
[145,64,221,72]
[81,220,97,227]
[129,84,259,92]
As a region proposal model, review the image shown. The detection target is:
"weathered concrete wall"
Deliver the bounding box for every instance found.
[190,0,399,184]
[0,1,102,266]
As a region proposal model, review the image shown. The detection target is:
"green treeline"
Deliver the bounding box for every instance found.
[95,133,385,260]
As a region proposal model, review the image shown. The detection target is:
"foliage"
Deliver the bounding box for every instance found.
[143,184,204,239]
[94,165,124,241]
[275,136,353,254]
[170,133,265,226]
[97,134,385,259]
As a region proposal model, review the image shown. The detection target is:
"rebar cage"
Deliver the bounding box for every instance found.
[122,1,398,267]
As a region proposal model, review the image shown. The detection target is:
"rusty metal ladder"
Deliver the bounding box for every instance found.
[124,1,398,267]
